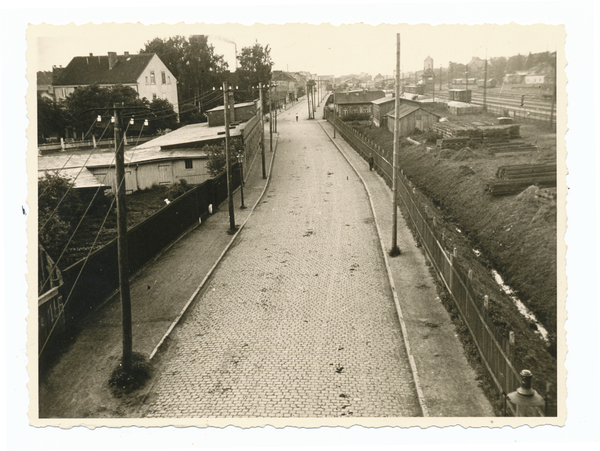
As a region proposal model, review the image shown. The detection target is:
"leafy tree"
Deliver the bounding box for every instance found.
[205,138,242,177]
[38,171,83,262]
[235,41,274,104]
[488,56,507,82]
[148,98,178,133]
[37,94,68,143]
[64,84,147,138]
[140,35,228,116]
[506,53,527,74]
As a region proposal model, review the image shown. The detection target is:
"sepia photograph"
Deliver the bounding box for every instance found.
[29,20,566,427]
[3,0,598,449]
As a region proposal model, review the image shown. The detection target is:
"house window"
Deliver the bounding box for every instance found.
[168,76,171,84]
[145,76,149,85]
[342,108,348,116]
[152,93,157,100]
[185,159,193,169]
[150,71,156,84]
[161,71,166,84]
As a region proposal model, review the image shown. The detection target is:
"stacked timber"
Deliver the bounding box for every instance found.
[436,137,470,149]
[433,121,520,141]
[486,163,557,196]
[487,142,538,156]
[496,163,556,179]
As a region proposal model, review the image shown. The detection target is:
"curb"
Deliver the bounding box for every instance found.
[148,136,280,360]
[317,119,429,417]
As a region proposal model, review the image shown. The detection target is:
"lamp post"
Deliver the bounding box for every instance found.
[236,150,246,209]
[506,369,546,417]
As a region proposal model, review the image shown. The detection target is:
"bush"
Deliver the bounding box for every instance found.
[341,113,371,122]
[205,139,242,177]
[38,171,83,260]
[165,179,191,201]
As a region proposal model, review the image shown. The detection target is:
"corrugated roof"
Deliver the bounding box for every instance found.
[371,96,395,105]
[334,91,385,105]
[54,53,156,86]
[386,104,442,120]
[38,167,105,189]
[206,102,256,113]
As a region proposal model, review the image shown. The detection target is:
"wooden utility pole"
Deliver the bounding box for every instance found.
[113,106,133,372]
[223,82,236,232]
[259,82,266,179]
[391,33,401,256]
[269,85,273,152]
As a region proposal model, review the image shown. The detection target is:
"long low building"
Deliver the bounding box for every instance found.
[38,102,263,195]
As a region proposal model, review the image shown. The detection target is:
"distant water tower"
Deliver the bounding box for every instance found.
[424,55,433,71]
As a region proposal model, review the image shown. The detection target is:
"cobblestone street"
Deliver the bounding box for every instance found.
[141,105,422,418]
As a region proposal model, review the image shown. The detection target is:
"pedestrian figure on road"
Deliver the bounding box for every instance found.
[296,113,298,122]
[369,153,374,171]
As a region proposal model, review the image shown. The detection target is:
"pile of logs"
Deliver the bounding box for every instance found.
[433,121,520,140]
[486,142,539,156]
[486,163,557,196]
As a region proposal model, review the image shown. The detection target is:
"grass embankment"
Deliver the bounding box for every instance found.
[351,114,558,415]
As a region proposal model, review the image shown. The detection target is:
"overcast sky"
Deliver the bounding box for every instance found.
[32,22,562,77]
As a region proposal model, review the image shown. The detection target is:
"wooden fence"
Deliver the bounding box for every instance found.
[327,111,545,415]
[38,166,241,368]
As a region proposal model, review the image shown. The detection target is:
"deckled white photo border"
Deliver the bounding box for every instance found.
[3,0,598,449]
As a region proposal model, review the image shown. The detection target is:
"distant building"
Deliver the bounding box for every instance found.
[205,101,258,127]
[272,71,298,104]
[332,90,386,117]
[52,52,179,113]
[37,71,55,101]
[371,96,395,128]
[424,56,434,71]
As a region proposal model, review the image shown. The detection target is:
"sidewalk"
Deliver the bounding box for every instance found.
[38,127,279,419]
[316,109,493,416]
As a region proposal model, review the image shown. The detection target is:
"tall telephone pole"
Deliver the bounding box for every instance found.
[113,105,133,372]
[223,81,236,232]
[391,33,401,256]
[259,82,266,179]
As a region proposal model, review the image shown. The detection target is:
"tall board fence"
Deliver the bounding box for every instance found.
[326,111,545,415]
[39,165,241,368]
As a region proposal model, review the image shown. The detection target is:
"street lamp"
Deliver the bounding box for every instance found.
[236,150,246,209]
[507,369,546,416]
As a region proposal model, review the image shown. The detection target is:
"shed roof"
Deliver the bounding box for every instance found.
[386,104,442,120]
[371,96,395,106]
[54,53,157,86]
[38,167,105,189]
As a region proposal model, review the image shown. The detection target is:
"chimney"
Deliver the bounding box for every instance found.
[124,51,129,57]
[89,53,93,57]
[108,51,117,70]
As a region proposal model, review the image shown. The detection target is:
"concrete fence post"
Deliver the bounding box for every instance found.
[484,295,489,322]
[508,331,516,362]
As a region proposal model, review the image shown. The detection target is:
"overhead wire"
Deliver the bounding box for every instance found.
[39,119,134,292]
[39,120,156,354]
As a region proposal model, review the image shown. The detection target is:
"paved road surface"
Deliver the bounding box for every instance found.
[140,102,422,418]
